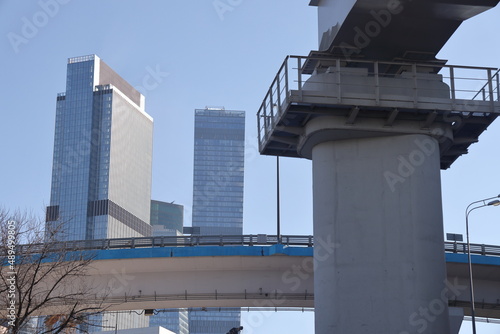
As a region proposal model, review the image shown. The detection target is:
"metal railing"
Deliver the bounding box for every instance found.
[14,234,314,254]
[444,241,500,257]
[257,55,500,148]
[8,235,500,258]
[21,291,314,310]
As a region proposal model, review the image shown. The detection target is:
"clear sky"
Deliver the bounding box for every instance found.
[0,1,499,333]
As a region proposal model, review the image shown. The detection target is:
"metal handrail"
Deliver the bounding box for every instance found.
[10,291,314,309]
[471,69,500,102]
[7,236,500,257]
[444,241,500,257]
[11,234,313,254]
[257,55,500,149]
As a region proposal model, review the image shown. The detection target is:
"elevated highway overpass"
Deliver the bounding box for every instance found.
[3,235,499,319]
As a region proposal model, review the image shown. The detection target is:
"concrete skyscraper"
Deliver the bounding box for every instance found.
[45,54,153,331]
[46,54,153,241]
[190,107,245,333]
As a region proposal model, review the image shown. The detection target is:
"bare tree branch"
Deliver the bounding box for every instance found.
[0,208,109,333]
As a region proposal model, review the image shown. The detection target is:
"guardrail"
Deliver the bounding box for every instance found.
[9,235,500,257]
[14,235,313,254]
[25,291,315,311]
[444,241,500,257]
[257,55,500,149]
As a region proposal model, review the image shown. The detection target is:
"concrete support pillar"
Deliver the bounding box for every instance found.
[311,134,450,333]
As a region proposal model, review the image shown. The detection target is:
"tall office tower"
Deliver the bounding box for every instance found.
[149,200,189,334]
[191,108,245,235]
[45,54,153,331]
[190,107,245,334]
[46,54,153,241]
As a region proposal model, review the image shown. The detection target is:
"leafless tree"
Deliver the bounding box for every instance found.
[0,209,109,333]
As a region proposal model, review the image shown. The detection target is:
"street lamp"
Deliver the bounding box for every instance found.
[465,194,500,334]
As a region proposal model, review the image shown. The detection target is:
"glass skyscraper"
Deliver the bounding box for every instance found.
[46,54,153,241]
[45,55,153,331]
[190,107,245,333]
[191,108,245,235]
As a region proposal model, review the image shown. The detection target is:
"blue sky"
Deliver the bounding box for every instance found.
[0,1,499,333]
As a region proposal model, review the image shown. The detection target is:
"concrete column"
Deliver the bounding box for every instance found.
[312,134,450,333]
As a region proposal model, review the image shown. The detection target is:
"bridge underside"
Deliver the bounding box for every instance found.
[446,254,500,319]
[262,101,498,169]
[310,0,500,62]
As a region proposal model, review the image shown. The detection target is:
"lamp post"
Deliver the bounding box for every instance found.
[465,195,500,334]
[277,156,281,243]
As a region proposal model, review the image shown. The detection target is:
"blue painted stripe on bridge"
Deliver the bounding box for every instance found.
[93,244,314,261]
[7,246,500,266]
[446,253,500,266]
[94,247,500,265]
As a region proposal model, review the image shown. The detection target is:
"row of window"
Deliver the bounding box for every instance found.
[193,177,243,185]
[191,220,243,226]
[193,168,243,175]
[194,143,244,151]
[193,165,244,172]
[193,162,244,169]
[192,206,243,213]
[194,151,245,159]
[193,183,243,191]
[195,115,245,122]
[192,212,243,218]
[193,197,243,203]
[195,139,245,146]
[193,177,244,184]
[193,188,243,196]
[194,158,244,165]
[194,110,244,117]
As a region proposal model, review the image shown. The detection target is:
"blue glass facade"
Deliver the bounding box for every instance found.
[48,56,96,239]
[192,108,245,236]
[190,108,245,334]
